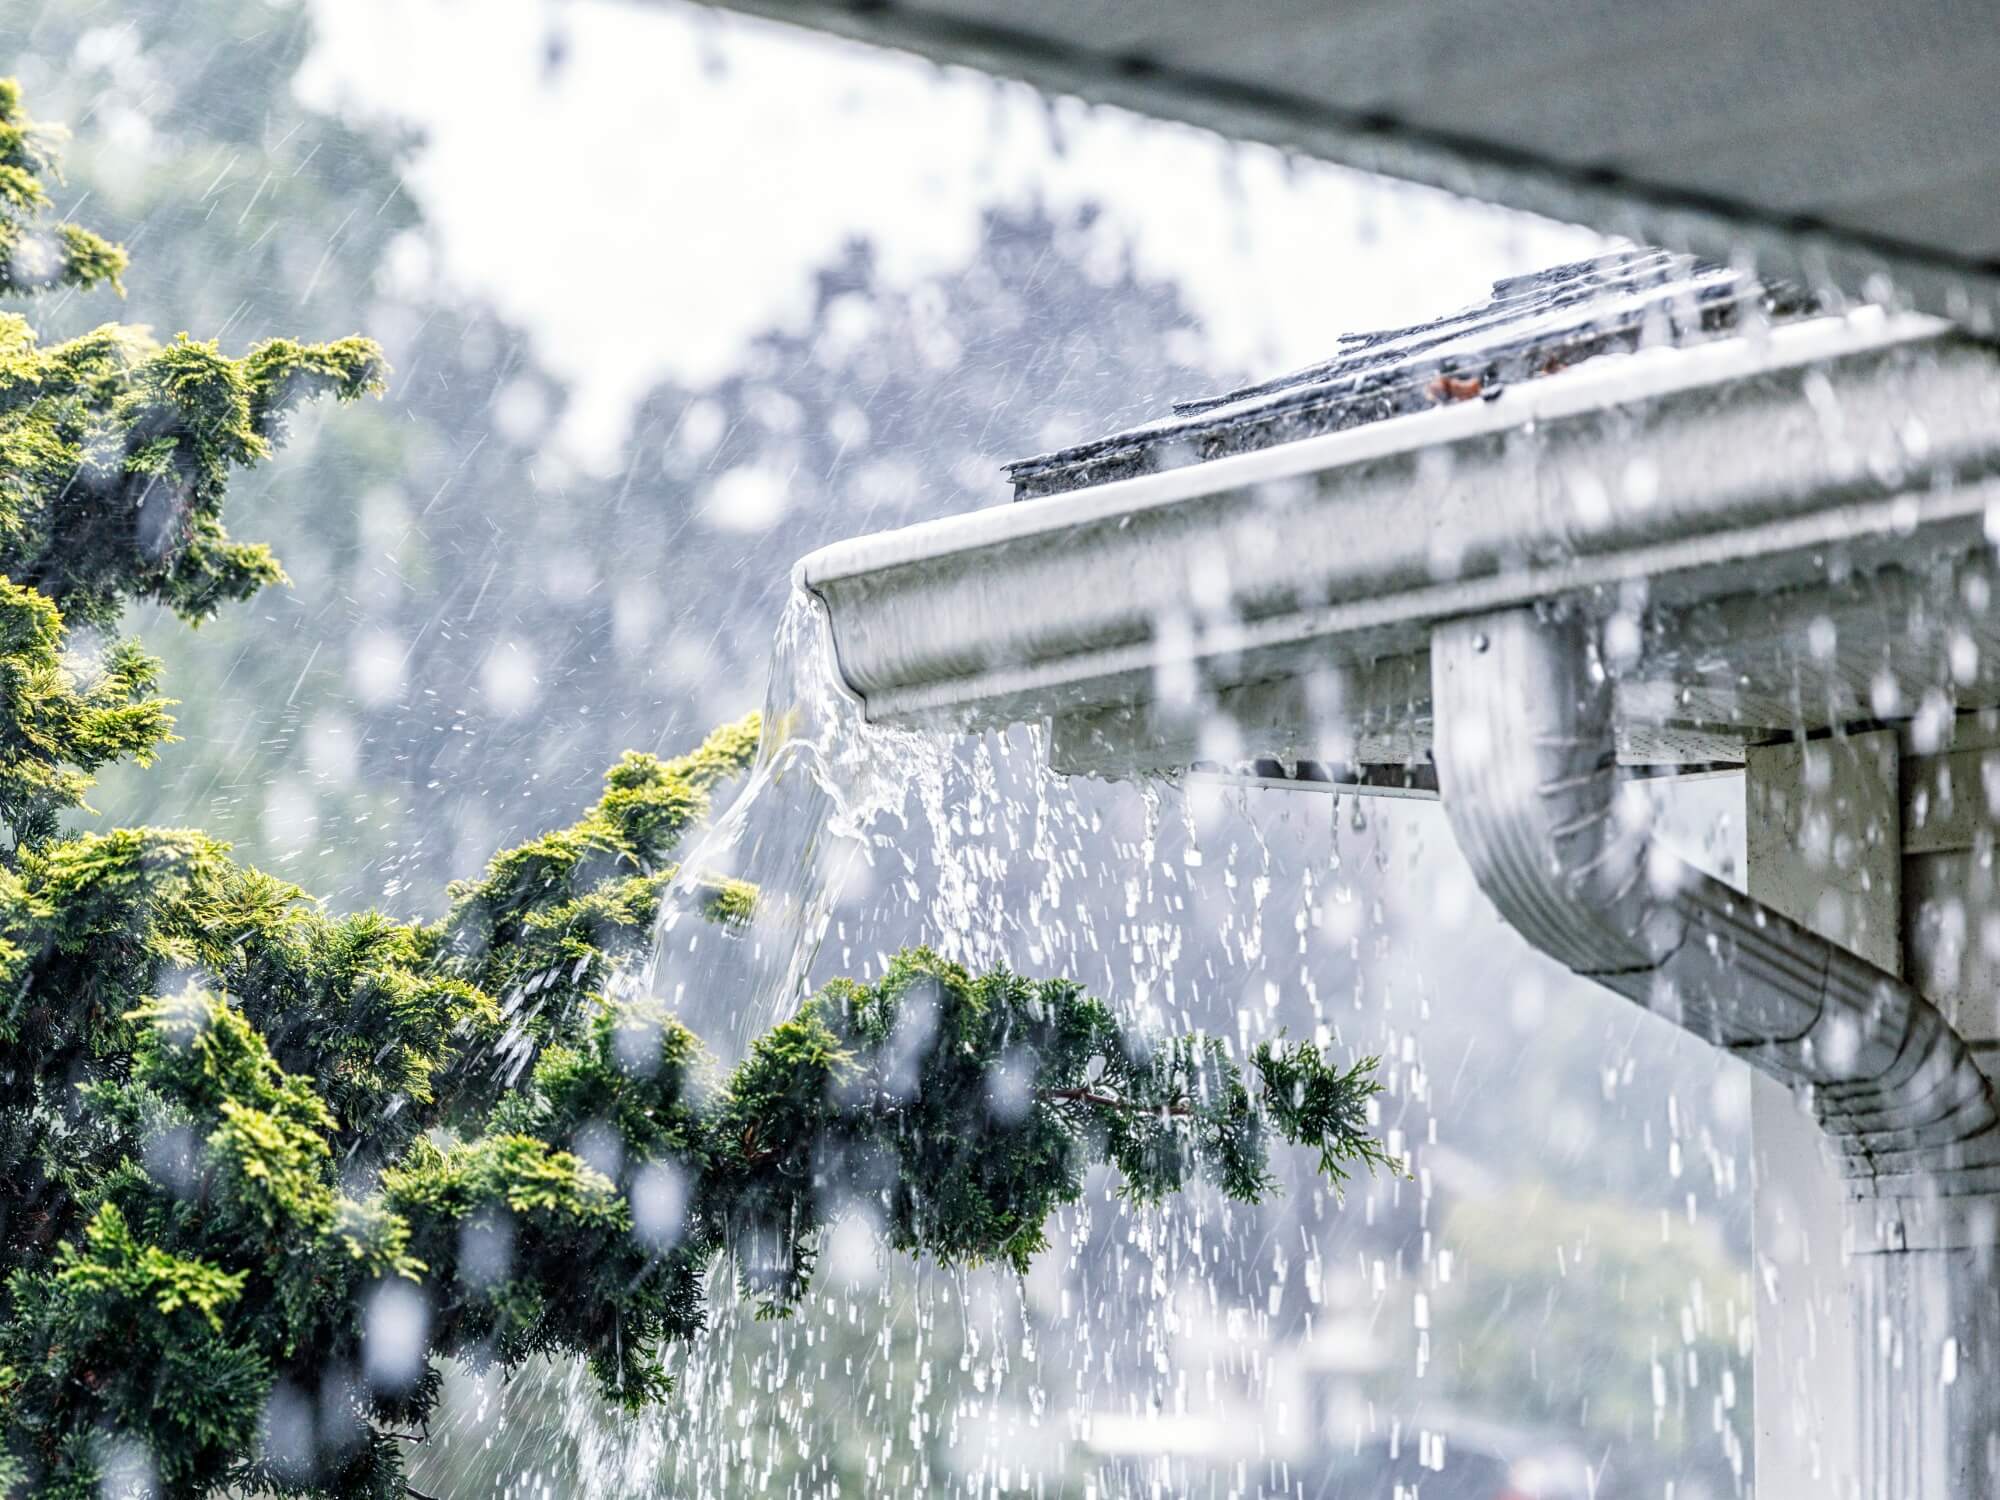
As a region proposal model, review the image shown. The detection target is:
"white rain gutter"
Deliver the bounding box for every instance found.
[801,311,1999,736]
[1432,605,2000,1495]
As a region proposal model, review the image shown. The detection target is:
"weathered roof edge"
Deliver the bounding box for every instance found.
[1005,249,1811,498]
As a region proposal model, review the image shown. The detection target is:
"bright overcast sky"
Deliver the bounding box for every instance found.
[300,0,1602,455]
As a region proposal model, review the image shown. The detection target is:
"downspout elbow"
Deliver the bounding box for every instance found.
[1429,607,2000,1218]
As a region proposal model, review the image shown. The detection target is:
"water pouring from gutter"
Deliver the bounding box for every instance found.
[639,574,947,1059]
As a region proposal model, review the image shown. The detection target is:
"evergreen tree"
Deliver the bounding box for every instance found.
[0,84,1388,1498]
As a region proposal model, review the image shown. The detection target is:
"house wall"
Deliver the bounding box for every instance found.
[1742,718,2000,1496]
[1901,715,2000,1073]
[1744,730,1901,1499]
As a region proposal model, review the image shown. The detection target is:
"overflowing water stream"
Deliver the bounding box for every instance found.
[408,580,1756,1500]
[637,579,947,1060]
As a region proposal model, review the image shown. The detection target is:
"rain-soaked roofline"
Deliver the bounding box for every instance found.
[800,308,2000,745]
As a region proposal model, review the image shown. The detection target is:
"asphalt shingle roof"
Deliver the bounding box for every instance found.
[1004,248,1817,500]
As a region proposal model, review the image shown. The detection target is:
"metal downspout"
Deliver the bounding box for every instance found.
[1431,606,2000,1498]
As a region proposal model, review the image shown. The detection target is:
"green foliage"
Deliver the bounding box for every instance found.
[0,79,125,298]
[56,1204,248,1334]
[3,723,1389,1495]
[0,312,383,632]
[0,80,1389,1499]
[0,67,380,869]
[1253,1035,1398,1187]
[0,67,384,640]
[709,954,1390,1295]
[0,574,172,851]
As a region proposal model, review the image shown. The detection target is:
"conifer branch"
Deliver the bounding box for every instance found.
[1040,1087,1193,1116]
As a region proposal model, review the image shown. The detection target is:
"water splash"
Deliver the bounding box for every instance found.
[639,576,946,1056]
